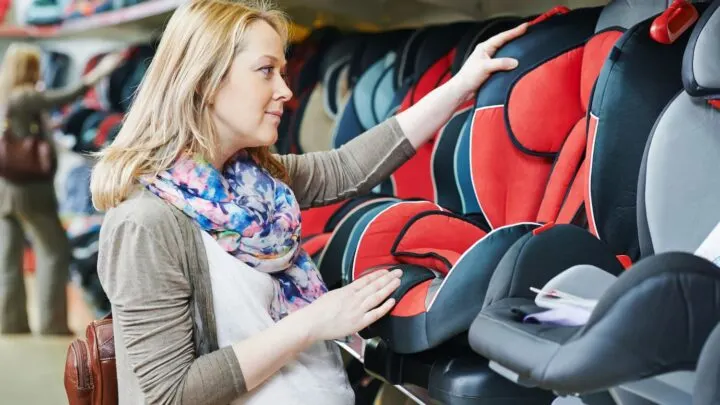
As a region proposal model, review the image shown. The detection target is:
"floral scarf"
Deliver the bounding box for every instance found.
[140,151,327,321]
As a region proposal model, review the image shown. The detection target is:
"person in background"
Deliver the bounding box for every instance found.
[90,0,527,403]
[0,43,123,335]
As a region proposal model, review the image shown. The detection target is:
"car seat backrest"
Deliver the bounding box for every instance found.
[298,37,362,153]
[464,0,675,232]
[277,27,341,154]
[459,7,602,229]
[432,19,522,213]
[291,26,343,96]
[585,2,706,261]
[638,0,720,255]
[331,36,410,149]
[320,36,361,119]
[388,22,475,201]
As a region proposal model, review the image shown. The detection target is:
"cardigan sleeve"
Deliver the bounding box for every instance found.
[98,205,246,405]
[277,116,415,209]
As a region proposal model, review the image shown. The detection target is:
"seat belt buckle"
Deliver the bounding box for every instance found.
[650,0,699,44]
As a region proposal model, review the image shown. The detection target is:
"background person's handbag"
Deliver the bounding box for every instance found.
[0,109,57,184]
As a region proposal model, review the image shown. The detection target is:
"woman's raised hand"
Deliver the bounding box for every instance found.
[449,23,529,101]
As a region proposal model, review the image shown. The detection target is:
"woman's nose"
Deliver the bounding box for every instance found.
[276,77,293,101]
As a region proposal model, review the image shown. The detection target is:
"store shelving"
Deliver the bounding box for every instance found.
[0,0,182,39]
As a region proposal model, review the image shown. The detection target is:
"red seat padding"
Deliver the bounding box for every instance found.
[303,232,333,258]
[352,201,442,280]
[390,50,456,201]
[300,202,344,239]
[391,212,488,275]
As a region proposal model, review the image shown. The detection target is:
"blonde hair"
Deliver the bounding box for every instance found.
[0,43,42,105]
[91,0,290,211]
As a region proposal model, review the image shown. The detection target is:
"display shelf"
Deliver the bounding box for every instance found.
[0,0,181,39]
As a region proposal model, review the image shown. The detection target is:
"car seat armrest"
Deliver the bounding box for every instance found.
[582,252,720,334]
[483,224,624,308]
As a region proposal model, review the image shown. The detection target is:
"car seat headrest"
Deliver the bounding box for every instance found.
[413,22,475,79]
[319,35,362,81]
[345,30,409,89]
[451,19,521,75]
[683,0,720,101]
[596,0,673,31]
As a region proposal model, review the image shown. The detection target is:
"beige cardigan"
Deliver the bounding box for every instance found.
[97,117,414,405]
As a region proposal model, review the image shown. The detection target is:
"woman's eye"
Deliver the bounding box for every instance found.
[260,66,273,77]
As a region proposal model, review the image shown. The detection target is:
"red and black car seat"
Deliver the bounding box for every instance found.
[351,5,629,355]
[300,25,476,261]
[432,17,523,213]
[383,22,477,201]
[298,31,414,260]
[314,21,522,285]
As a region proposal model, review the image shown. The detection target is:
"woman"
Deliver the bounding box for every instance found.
[0,43,122,335]
[90,0,527,403]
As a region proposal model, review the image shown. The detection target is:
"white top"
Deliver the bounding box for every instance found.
[202,231,355,405]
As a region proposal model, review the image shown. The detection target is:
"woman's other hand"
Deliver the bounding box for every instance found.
[303,268,402,341]
[449,23,529,102]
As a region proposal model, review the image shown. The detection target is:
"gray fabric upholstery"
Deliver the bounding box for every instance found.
[596,0,670,31]
[644,92,720,253]
[695,322,720,405]
[693,2,720,92]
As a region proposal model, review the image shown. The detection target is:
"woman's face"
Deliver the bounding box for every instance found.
[210,20,292,164]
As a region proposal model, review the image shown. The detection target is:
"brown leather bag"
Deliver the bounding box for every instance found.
[0,123,57,184]
[64,314,117,405]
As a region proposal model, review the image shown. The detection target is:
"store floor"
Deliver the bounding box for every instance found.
[0,273,93,405]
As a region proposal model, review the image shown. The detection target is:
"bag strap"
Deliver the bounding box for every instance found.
[170,207,220,355]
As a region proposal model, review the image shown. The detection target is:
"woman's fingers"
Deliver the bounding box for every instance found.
[362,298,397,327]
[482,57,519,73]
[482,23,529,56]
[360,274,401,312]
[351,269,389,291]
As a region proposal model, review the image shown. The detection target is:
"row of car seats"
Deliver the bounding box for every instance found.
[57,42,156,154]
[278,0,720,403]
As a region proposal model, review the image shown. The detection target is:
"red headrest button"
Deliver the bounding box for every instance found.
[529,6,571,26]
[650,0,699,44]
[532,221,556,236]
